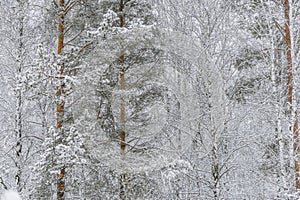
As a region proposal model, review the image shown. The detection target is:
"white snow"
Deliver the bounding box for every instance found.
[1,191,21,200]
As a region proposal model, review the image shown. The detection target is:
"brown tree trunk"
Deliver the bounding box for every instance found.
[120,69,126,155]
[119,0,126,155]
[284,0,300,191]
[57,0,65,129]
[119,1,127,199]
[57,168,65,200]
[57,0,66,199]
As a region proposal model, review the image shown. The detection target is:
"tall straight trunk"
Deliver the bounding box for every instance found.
[211,136,219,200]
[271,32,287,194]
[15,5,25,192]
[119,0,126,155]
[284,0,300,191]
[119,1,127,200]
[15,88,22,192]
[56,0,66,199]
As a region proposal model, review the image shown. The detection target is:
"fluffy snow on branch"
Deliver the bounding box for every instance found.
[1,191,21,200]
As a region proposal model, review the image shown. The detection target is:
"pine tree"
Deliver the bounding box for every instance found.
[32,0,93,198]
[283,0,300,192]
[84,0,166,198]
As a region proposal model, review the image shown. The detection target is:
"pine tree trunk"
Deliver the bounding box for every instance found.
[119,0,126,155]
[119,1,127,199]
[57,0,66,199]
[284,0,300,191]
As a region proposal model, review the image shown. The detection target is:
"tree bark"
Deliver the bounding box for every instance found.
[119,1,127,199]
[15,1,25,192]
[271,29,287,194]
[119,0,126,156]
[284,0,300,191]
[56,0,66,199]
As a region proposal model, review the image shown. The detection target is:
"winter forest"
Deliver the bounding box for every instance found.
[2,0,300,199]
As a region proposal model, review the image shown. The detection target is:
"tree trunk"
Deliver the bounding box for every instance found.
[271,31,287,195]
[284,0,300,191]
[119,1,127,199]
[119,0,126,155]
[56,0,66,199]
[15,3,25,192]
[211,140,219,200]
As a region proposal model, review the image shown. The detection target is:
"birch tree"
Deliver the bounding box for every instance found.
[0,1,40,198]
